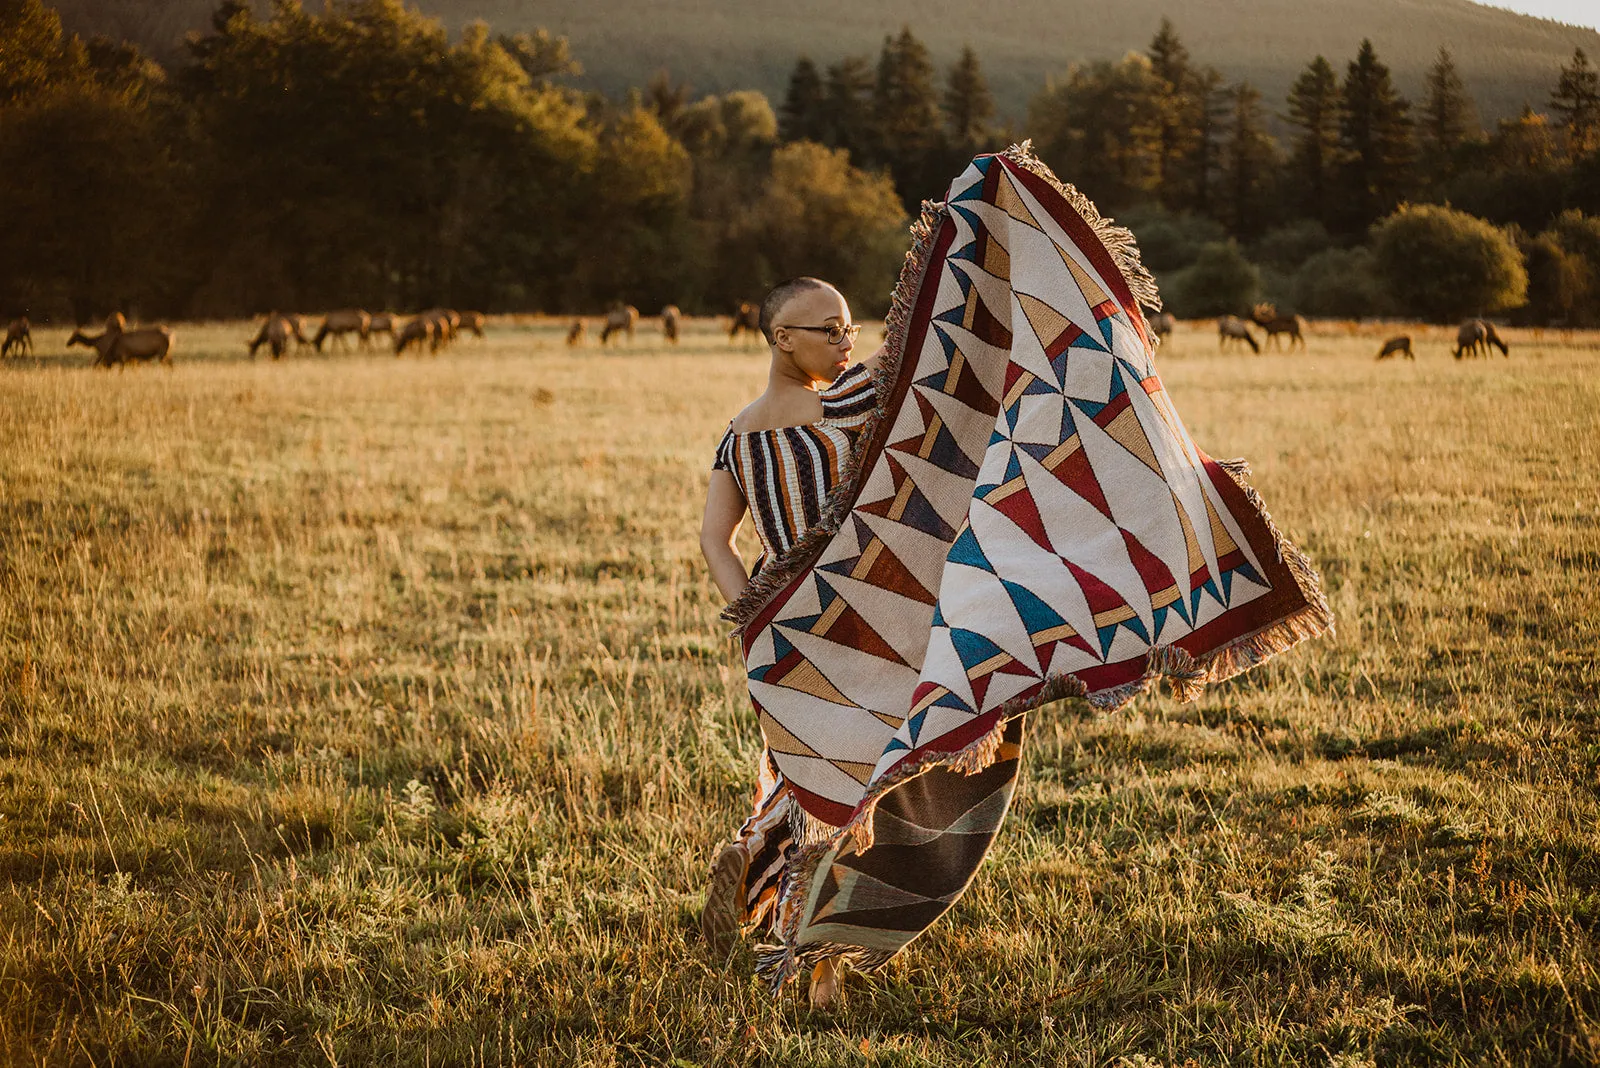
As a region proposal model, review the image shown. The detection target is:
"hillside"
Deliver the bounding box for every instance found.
[53,0,1600,122]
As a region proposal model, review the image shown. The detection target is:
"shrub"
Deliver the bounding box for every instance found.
[1251,219,1336,271]
[1121,205,1228,273]
[1370,203,1527,322]
[1160,240,1260,318]
[1543,210,1600,325]
[1293,246,1391,318]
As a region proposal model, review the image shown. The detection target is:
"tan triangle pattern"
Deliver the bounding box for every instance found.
[1171,491,1207,578]
[994,171,1043,230]
[759,710,823,759]
[960,284,982,332]
[835,760,877,785]
[1058,244,1112,308]
[773,659,854,706]
[1203,490,1240,556]
[1102,406,1164,476]
[1017,292,1069,350]
[981,232,1011,278]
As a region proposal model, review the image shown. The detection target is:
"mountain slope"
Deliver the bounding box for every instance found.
[53,0,1600,122]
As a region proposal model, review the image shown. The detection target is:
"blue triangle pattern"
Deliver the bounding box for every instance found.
[948,524,994,573]
[950,627,1005,672]
[1001,579,1069,636]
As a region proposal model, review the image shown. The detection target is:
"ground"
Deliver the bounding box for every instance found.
[1,317,1597,1065]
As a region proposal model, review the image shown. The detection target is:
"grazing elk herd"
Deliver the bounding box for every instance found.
[0,298,1549,369]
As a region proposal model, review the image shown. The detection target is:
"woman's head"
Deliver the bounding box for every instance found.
[761,278,859,385]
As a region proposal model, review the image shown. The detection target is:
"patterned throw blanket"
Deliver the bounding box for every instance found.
[722,145,1333,989]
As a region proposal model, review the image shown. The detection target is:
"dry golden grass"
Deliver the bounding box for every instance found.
[1,318,1598,1065]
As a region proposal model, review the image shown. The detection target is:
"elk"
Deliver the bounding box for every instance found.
[419,308,461,344]
[729,301,761,345]
[1455,319,1509,359]
[314,309,371,352]
[1250,303,1306,351]
[1218,316,1260,354]
[566,320,586,346]
[1146,310,1176,345]
[394,315,444,356]
[600,304,638,345]
[68,322,173,367]
[368,312,398,340]
[459,311,486,338]
[661,304,681,343]
[3,317,33,358]
[1453,320,1483,359]
[247,311,309,360]
[1375,336,1414,361]
[1482,320,1509,357]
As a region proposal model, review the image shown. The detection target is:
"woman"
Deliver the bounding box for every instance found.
[699,276,879,1009]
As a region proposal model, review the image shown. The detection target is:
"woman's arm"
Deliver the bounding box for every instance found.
[860,343,886,374]
[700,470,751,603]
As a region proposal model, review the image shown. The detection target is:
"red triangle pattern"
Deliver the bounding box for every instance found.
[1120,528,1180,599]
[1042,443,1113,520]
[989,482,1051,551]
[822,602,908,665]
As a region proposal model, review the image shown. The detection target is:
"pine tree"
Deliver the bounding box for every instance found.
[822,55,875,160]
[1285,56,1341,224]
[872,27,942,201]
[779,56,826,143]
[1550,47,1600,157]
[1146,17,1194,207]
[1419,46,1477,187]
[1221,81,1277,238]
[873,27,940,155]
[1336,39,1413,233]
[1184,66,1228,217]
[943,44,993,147]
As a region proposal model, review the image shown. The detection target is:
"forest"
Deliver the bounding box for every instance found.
[2,0,1598,324]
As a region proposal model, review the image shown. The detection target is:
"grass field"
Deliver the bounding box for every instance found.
[2,318,1598,1066]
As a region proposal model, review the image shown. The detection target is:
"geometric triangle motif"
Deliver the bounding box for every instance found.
[1063,559,1148,657]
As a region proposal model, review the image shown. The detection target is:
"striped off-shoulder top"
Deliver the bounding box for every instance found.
[712,362,877,564]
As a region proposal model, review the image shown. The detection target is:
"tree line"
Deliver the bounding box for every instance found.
[2,0,1598,325]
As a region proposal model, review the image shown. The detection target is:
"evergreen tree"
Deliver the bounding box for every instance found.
[872,27,943,202]
[1182,66,1228,217]
[1550,47,1600,157]
[1221,81,1277,238]
[1028,54,1163,210]
[1285,56,1341,225]
[822,55,875,161]
[1335,39,1413,233]
[779,55,826,143]
[1146,18,1194,208]
[873,28,941,154]
[1418,46,1477,188]
[943,44,993,147]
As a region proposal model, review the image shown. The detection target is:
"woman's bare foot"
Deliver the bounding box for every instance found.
[809,956,841,1009]
[700,841,749,956]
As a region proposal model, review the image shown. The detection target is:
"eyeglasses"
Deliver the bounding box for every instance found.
[780,323,861,345]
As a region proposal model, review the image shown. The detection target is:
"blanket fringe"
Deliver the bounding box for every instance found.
[1000,142,1163,317]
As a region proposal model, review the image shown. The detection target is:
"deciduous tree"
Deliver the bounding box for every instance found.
[1371,203,1526,321]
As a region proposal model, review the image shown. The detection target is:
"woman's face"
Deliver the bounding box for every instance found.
[774,285,856,386]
